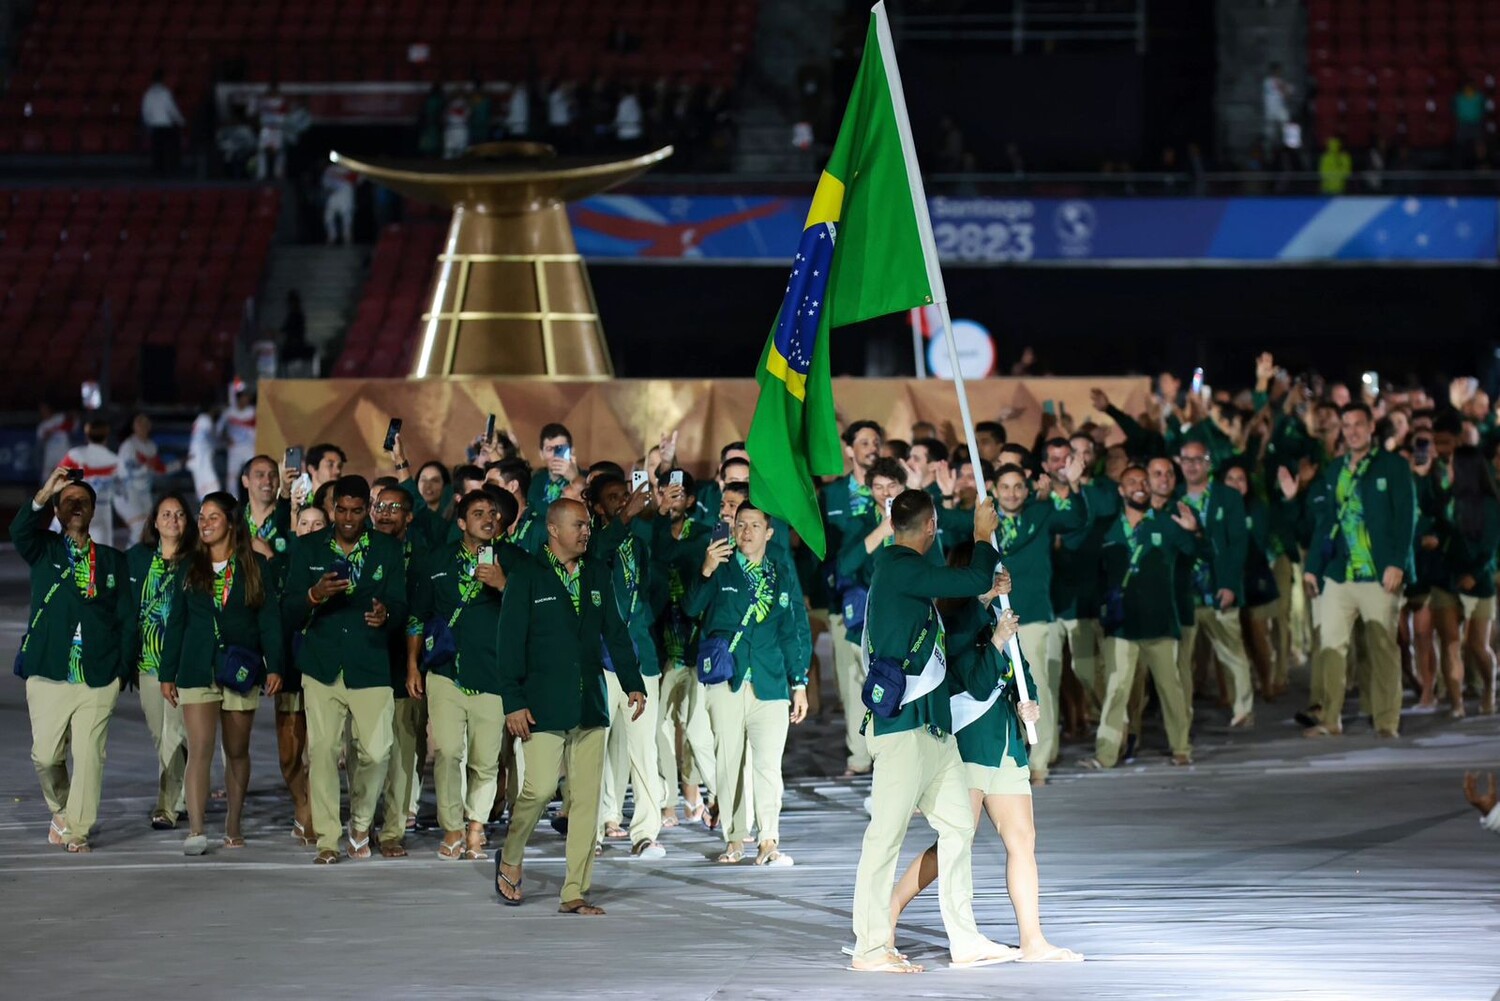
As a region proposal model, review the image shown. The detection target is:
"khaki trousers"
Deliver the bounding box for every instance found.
[1315,579,1402,733]
[1016,620,1063,777]
[1098,637,1190,767]
[851,728,989,963]
[830,615,871,772]
[657,664,716,802]
[704,682,790,845]
[305,675,395,853]
[1190,606,1255,720]
[1059,616,1104,711]
[139,675,187,822]
[1271,555,1298,686]
[27,677,120,843]
[379,694,428,844]
[426,673,505,832]
[502,726,607,904]
[599,671,664,844]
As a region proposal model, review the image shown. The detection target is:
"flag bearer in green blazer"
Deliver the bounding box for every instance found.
[1302,403,1416,738]
[159,492,284,855]
[405,490,522,861]
[849,489,1019,974]
[889,558,1083,964]
[126,493,194,831]
[991,454,1088,784]
[686,501,812,867]
[496,499,647,915]
[13,468,137,853]
[282,475,408,864]
[1085,466,1201,771]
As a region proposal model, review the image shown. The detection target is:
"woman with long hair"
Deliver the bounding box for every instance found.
[887,540,1082,964]
[1431,445,1500,717]
[126,493,197,830]
[160,492,284,854]
[276,503,326,846]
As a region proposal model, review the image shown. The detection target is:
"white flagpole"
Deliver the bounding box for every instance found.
[873,1,1037,744]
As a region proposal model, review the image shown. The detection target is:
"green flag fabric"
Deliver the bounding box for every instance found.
[746,2,941,559]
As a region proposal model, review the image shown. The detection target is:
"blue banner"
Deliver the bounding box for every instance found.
[0,429,37,484]
[570,195,1498,264]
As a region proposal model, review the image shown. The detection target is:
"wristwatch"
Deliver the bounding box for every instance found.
[394,461,410,471]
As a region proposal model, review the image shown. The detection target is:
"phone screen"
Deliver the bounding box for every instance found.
[711,521,731,544]
[669,470,684,487]
[478,546,494,565]
[285,446,303,471]
[66,468,86,483]
[631,470,649,492]
[484,413,497,442]
[383,418,402,453]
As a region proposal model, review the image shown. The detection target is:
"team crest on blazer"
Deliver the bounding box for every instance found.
[372,565,385,581]
[779,592,790,608]
[106,573,115,589]
[1151,533,1162,546]
[590,590,602,606]
[274,538,287,553]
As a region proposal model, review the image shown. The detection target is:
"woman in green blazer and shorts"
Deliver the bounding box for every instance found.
[161,492,284,854]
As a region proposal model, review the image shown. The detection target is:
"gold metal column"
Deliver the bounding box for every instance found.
[330,142,672,378]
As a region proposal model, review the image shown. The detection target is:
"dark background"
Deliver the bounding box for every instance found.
[592,262,1500,391]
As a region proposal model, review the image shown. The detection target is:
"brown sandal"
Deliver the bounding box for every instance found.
[558,899,605,915]
[222,836,246,848]
[379,841,409,858]
[65,840,92,854]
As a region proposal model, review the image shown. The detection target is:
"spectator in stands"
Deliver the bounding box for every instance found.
[216,112,257,179]
[418,83,444,157]
[1319,138,1352,195]
[1454,81,1486,160]
[443,86,472,159]
[36,400,74,484]
[615,86,644,146]
[322,164,357,246]
[548,80,576,145]
[60,416,122,548]
[468,81,493,146]
[1262,63,1292,146]
[281,290,314,370]
[218,387,257,488]
[504,81,529,139]
[256,84,289,181]
[1362,138,1388,192]
[141,69,186,175]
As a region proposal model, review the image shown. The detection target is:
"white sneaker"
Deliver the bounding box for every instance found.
[632,840,666,860]
[183,834,209,856]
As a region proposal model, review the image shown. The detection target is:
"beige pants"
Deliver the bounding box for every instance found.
[425,673,504,833]
[1098,637,1190,766]
[851,728,989,963]
[1271,555,1298,686]
[139,673,187,822]
[599,671,664,844]
[657,664,716,803]
[379,694,428,844]
[830,615,871,772]
[503,726,607,904]
[1058,616,1104,711]
[1315,579,1402,733]
[1190,606,1255,720]
[704,682,790,845]
[304,674,395,853]
[27,677,121,843]
[1015,620,1063,778]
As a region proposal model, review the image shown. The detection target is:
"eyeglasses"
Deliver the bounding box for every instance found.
[1178,456,1209,464]
[372,502,409,514]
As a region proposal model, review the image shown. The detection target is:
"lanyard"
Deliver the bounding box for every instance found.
[1119,512,1153,590]
[1331,453,1374,539]
[66,536,98,599]
[546,548,582,612]
[215,557,236,611]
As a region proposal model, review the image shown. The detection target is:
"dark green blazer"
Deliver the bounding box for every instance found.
[866,540,1000,737]
[406,539,529,696]
[591,518,662,677]
[1439,496,1500,598]
[10,503,135,687]
[1181,480,1249,607]
[160,554,285,687]
[245,500,293,556]
[495,549,644,732]
[834,508,945,643]
[993,493,1087,624]
[1098,509,1196,641]
[1304,449,1417,584]
[126,543,187,674]
[281,527,409,689]
[1052,478,1120,620]
[946,598,1037,770]
[683,553,811,701]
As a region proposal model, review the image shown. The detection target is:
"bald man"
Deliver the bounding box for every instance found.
[495,499,647,914]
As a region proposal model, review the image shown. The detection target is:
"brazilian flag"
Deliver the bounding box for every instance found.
[747,1,946,559]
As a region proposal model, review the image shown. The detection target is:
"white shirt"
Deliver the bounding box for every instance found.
[506,84,529,135]
[189,413,218,461]
[218,404,257,456]
[60,442,120,546]
[116,436,164,506]
[142,83,185,128]
[36,413,73,479]
[548,86,573,127]
[615,94,643,141]
[1263,76,1289,121]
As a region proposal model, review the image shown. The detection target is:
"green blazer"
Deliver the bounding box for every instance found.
[495,549,644,732]
[245,500,293,556]
[1242,496,1280,608]
[507,503,547,557]
[945,598,1036,770]
[591,518,661,677]
[834,508,944,643]
[993,493,1087,624]
[10,503,135,687]
[1439,496,1500,598]
[1304,449,1417,584]
[1052,478,1120,620]
[684,553,812,701]
[1181,480,1249,607]
[160,555,285,687]
[866,540,1000,737]
[406,539,528,696]
[281,527,409,689]
[1099,509,1197,641]
[126,543,186,674]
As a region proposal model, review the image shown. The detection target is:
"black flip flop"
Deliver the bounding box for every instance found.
[495,855,523,906]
